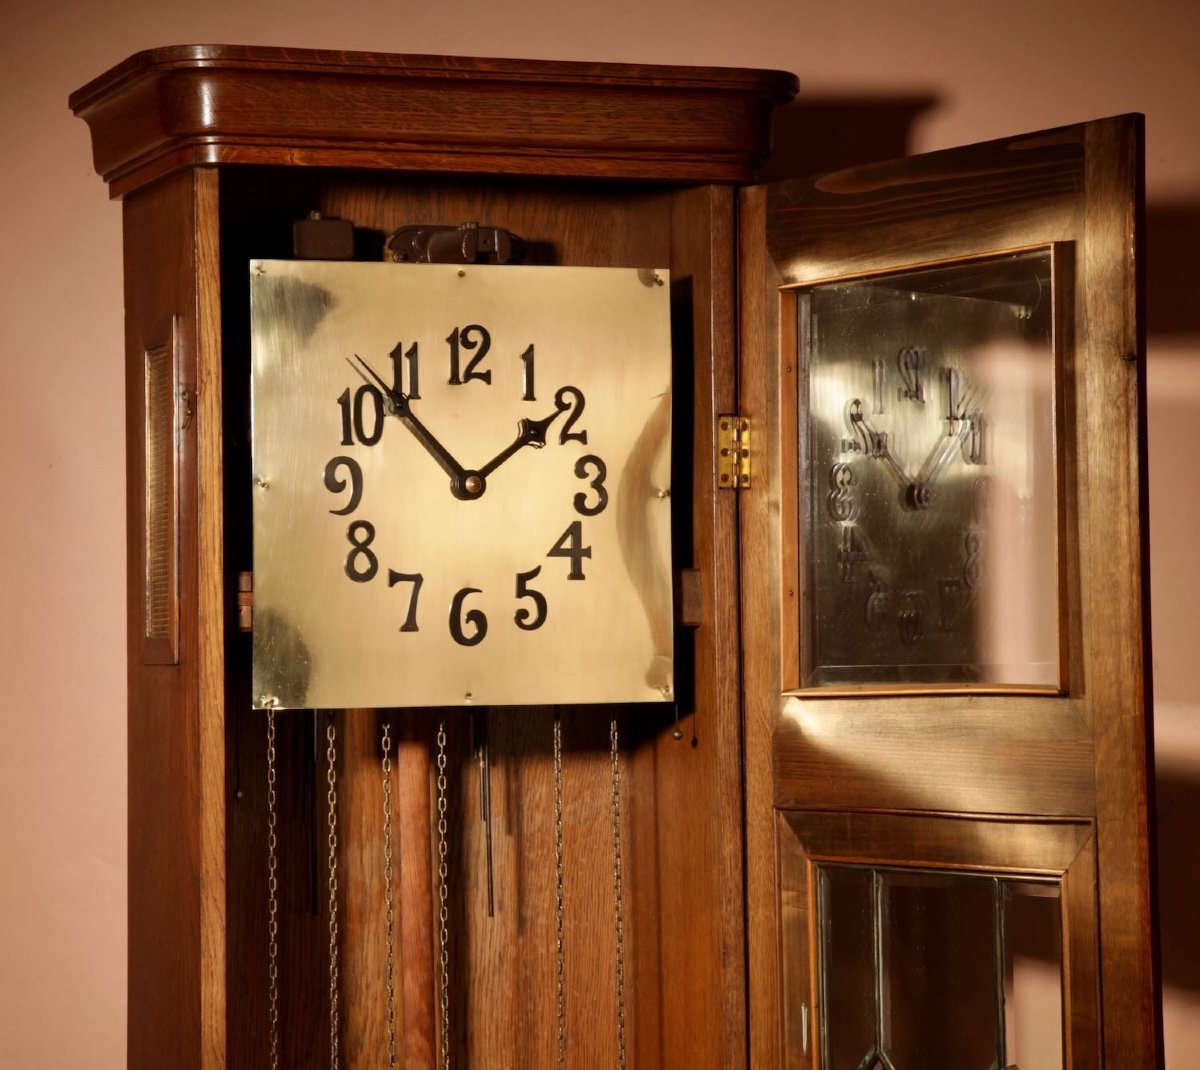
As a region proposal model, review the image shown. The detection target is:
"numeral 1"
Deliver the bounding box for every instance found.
[519,344,535,401]
[898,345,927,403]
[837,524,868,583]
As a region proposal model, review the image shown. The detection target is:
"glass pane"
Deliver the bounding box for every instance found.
[801,249,1061,689]
[882,871,998,1069]
[816,865,1064,1070]
[1004,882,1064,1070]
[818,867,876,1069]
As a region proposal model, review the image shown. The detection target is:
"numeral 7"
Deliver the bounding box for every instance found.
[387,570,424,631]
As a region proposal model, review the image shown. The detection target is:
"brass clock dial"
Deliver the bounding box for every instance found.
[251,261,673,709]
[800,250,1063,690]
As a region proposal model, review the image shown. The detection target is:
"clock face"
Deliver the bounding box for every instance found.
[250,261,673,709]
[800,250,1063,690]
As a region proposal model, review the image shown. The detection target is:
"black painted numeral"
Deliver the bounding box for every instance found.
[573,454,608,516]
[337,385,385,445]
[389,341,420,399]
[324,456,364,515]
[345,520,379,582]
[519,343,536,401]
[447,325,492,385]
[514,567,548,630]
[547,520,591,580]
[449,587,488,646]
[554,386,587,445]
[387,570,424,632]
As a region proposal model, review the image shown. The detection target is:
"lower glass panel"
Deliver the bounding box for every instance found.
[817,865,1063,1070]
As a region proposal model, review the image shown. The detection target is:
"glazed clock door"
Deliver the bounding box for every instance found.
[740,117,1158,1069]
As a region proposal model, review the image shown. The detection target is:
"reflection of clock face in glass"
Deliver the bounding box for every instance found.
[800,250,1062,690]
[251,261,673,710]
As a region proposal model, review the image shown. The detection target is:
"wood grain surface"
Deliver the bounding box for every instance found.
[70,45,796,198]
[741,116,1157,1069]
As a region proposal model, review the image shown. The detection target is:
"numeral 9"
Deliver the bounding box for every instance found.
[324,456,364,515]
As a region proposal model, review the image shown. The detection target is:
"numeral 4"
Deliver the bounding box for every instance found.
[547,520,591,580]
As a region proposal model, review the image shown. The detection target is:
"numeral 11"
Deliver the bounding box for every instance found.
[389,341,420,399]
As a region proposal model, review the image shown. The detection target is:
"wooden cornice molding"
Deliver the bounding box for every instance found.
[70,45,797,197]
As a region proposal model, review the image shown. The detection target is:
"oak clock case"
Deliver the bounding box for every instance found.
[72,46,1159,1070]
[251,260,674,710]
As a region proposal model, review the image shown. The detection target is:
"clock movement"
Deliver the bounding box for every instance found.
[72,46,1158,1070]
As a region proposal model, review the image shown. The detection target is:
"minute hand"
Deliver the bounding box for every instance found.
[350,355,467,485]
[476,409,564,480]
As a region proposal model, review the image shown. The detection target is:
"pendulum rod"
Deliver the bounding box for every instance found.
[326,713,342,1070]
[381,716,398,1070]
[436,720,452,1070]
[609,718,628,1070]
[265,708,280,1070]
[473,710,495,918]
[553,714,567,1070]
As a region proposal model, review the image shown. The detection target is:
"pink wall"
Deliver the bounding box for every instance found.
[2,1,1197,1066]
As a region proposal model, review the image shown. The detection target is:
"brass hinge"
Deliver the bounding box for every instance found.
[237,571,254,632]
[716,415,750,490]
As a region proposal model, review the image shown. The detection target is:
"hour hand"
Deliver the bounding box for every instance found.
[348,356,470,493]
[849,399,914,490]
[477,408,564,480]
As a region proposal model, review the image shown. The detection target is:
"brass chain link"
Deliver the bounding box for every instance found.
[265,709,280,1070]
[436,720,452,1070]
[381,717,398,1070]
[326,715,341,1070]
[553,715,567,1070]
[610,718,628,1070]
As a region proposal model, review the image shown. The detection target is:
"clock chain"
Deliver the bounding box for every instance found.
[265,709,281,1070]
[553,715,567,1070]
[380,717,398,1070]
[436,720,453,1070]
[325,714,342,1070]
[609,718,628,1070]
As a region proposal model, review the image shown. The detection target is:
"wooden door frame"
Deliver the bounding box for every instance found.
[739,117,1159,1068]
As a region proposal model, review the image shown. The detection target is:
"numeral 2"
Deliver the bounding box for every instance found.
[554,386,588,445]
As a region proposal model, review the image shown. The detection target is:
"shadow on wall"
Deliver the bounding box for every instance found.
[1146,205,1200,337]
[762,97,1200,999]
[1156,772,1200,993]
[760,96,940,181]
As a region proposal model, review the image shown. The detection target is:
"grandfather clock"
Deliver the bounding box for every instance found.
[72,46,1158,1070]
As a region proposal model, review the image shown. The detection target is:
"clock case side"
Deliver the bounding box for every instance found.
[739,117,1158,1068]
[77,47,796,1070]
